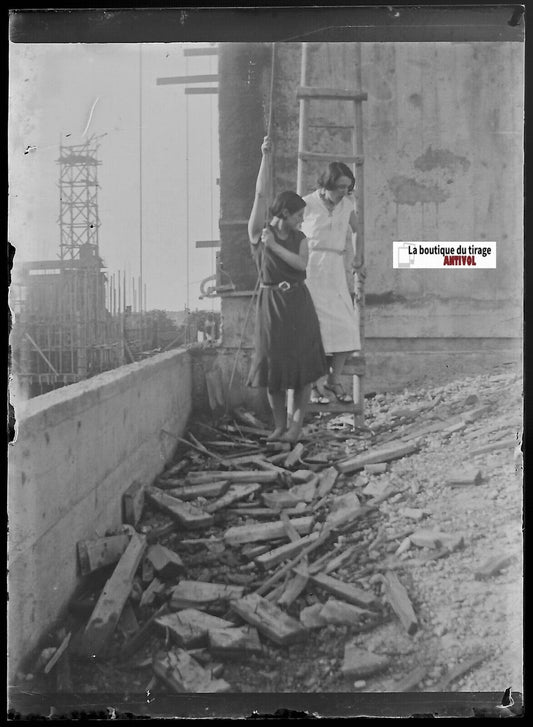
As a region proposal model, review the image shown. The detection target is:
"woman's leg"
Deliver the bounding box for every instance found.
[326,351,354,402]
[281,383,311,442]
[266,390,287,440]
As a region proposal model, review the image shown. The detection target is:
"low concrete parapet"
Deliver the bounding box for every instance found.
[8,348,192,675]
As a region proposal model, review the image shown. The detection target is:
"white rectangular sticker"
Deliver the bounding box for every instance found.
[393,242,497,269]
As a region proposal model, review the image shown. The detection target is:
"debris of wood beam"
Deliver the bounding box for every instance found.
[152,648,231,692]
[77,533,131,576]
[166,481,230,500]
[205,483,261,513]
[122,480,145,526]
[224,516,314,546]
[255,532,320,570]
[146,487,214,529]
[208,626,263,658]
[146,543,184,579]
[374,570,418,635]
[43,632,71,674]
[155,609,234,649]
[231,593,308,645]
[187,470,279,485]
[336,442,419,474]
[169,581,244,610]
[319,598,375,626]
[308,572,379,610]
[80,532,147,657]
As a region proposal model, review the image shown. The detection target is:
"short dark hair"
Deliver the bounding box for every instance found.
[269,191,306,219]
[317,162,355,192]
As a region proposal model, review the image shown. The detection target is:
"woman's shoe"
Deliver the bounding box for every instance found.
[310,385,329,405]
[324,382,353,403]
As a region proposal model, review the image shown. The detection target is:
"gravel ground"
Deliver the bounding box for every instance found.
[13,362,523,705]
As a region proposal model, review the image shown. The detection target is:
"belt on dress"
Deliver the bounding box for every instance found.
[260,281,303,292]
[311,246,345,255]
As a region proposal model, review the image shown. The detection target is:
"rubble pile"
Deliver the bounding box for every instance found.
[16,364,522,695]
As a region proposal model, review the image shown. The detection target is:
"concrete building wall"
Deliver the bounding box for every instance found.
[8,348,192,674]
[217,42,523,394]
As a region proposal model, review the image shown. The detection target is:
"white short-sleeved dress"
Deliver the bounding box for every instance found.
[301,190,361,354]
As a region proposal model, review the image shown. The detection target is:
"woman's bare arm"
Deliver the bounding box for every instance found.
[248,137,272,245]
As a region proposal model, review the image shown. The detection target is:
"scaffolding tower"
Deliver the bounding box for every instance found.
[58,138,101,261]
[13,138,123,398]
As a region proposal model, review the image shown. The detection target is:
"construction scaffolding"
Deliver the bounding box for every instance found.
[12,139,121,398]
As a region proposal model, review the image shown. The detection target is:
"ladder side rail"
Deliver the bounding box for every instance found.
[296,43,310,196]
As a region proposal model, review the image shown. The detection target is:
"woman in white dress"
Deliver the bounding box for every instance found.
[301,162,364,404]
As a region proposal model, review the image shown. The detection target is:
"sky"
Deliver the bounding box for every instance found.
[8,42,220,313]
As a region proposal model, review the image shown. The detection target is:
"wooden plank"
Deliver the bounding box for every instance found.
[280,510,301,543]
[155,609,234,649]
[297,85,368,101]
[381,570,418,635]
[298,151,364,164]
[365,463,388,475]
[277,565,309,608]
[167,481,230,500]
[309,572,379,610]
[152,648,230,693]
[231,593,308,646]
[224,516,314,546]
[316,467,338,497]
[341,643,391,678]
[146,487,214,529]
[255,532,320,570]
[208,626,263,658]
[122,480,145,526]
[77,533,131,576]
[187,470,278,485]
[284,443,305,468]
[205,483,261,513]
[227,506,310,518]
[43,632,71,675]
[319,598,375,626]
[139,577,165,608]
[410,529,464,551]
[335,442,419,474]
[262,491,301,509]
[474,554,513,580]
[146,544,184,579]
[288,478,318,503]
[169,581,244,610]
[81,532,146,656]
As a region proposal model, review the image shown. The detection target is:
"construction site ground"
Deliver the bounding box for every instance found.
[12,362,523,706]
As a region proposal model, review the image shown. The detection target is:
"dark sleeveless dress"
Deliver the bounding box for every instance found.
[247,225,327,392]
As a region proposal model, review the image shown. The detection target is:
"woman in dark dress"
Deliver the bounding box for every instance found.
[247,137,327,442]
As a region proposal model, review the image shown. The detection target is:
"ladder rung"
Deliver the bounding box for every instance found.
[299,151,364,165]
[297,86,367,102]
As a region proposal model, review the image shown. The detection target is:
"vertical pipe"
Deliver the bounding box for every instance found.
[296,42,310,196]
[185,53,190,310]
[139,44,144,342]
[353,43,365,419]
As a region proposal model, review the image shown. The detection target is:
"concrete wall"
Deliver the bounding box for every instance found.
[8,348,192,674]
[217,42,523,391]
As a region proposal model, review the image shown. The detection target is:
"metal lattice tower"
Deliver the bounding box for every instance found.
[57,137,101,261]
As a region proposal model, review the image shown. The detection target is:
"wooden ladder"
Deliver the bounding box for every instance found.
[296,42,367,423]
